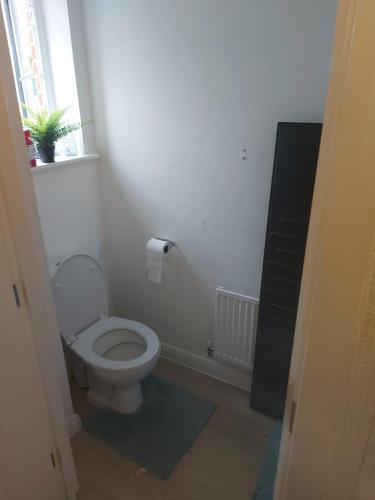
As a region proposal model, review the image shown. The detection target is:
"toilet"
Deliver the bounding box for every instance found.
[51,253,160,414]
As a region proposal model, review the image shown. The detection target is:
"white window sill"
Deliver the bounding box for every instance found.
[31,153,100,174]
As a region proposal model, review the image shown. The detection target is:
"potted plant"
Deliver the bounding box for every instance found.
[22,105,84,163]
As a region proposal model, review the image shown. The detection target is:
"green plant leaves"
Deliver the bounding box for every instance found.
[21,105,84,148]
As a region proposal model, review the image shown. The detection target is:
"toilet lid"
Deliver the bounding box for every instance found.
[51,254,109,344]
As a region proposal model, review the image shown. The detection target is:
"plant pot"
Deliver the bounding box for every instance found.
[37,144,55,163]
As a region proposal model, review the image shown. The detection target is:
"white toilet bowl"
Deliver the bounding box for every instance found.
[51,253,160,414]
[72,317,160,413]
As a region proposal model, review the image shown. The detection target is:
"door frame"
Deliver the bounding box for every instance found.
[275,0,375,498]
[0,159,67,500]
[0,8,79,500]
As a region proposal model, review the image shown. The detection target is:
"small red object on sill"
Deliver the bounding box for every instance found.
[24,129,36,168]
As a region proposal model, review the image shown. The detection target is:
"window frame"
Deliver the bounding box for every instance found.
[2,0,26,115]
[2,0,56,116]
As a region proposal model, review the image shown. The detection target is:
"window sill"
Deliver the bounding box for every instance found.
[31,153,100,174]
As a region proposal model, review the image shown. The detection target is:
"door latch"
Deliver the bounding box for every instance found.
[289,400,297,434]
[12,284,20,307]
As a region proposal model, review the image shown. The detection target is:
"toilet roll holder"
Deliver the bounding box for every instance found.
[156,238,176,254]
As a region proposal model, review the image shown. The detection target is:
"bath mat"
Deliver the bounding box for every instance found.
[84,375,216,479]
[252,422,282,499]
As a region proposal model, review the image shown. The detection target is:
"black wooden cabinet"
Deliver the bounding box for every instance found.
[250,122,322,419]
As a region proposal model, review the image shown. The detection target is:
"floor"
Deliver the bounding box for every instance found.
[71,358,275,500]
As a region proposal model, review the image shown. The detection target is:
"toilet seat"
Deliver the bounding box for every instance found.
[71,316,160,371]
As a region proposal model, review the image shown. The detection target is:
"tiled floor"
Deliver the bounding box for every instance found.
[71,359,275,500]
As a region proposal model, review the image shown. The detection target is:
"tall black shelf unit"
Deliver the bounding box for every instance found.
[250,122,322,419]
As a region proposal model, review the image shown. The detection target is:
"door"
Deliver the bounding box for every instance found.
[0,185,67,500]
[275,0,375,498]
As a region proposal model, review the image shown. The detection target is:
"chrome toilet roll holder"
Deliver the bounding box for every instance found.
[155,238,176,254]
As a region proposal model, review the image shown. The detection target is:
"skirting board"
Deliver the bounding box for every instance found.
[161,342,251,392]
[67,413,82,438]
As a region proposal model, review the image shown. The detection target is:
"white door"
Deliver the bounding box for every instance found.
[0,187,67,500]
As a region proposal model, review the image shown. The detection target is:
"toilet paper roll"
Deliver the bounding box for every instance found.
[146,238,170,285]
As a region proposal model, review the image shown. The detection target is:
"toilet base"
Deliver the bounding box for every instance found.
[88,383,143,414]
[110,383,143,414]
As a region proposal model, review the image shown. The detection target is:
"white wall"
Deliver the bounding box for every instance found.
[32,159,103,264]
[80,0,337,379]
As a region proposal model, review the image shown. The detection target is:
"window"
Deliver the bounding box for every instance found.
[2,0,87,157]
[2,0,53,116]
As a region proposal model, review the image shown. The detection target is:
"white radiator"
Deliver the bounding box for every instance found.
[214,287,259,369]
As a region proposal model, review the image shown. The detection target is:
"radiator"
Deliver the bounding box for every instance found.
[214,287,259,369]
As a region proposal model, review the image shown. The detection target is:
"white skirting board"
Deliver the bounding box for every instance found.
[67,413,82,438]
[161,342,251,392]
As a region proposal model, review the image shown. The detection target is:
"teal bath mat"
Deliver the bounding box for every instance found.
[252,422,282,499]
[84,375,216,479]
